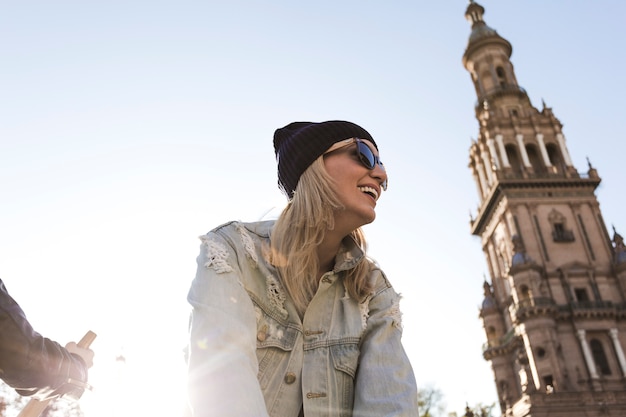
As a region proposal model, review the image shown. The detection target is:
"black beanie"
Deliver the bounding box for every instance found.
[273,120,377,198]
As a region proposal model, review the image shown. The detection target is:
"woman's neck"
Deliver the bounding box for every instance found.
[317,229,345,279]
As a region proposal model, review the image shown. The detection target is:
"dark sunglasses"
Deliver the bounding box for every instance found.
[327,138,388,191]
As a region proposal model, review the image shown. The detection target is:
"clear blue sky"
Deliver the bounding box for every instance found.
[1,1,625,416]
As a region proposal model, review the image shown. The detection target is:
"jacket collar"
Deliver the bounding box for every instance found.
[333,235,365,272]
[242,220,366,272]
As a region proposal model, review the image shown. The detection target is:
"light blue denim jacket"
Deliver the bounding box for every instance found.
[186,220,418,417]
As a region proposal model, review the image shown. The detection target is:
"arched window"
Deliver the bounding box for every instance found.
[496,66,506,87]
[487,326,497,346]
[546,143,565,174]
[505,144,523,176]
[590,339,612,375]
[520,285,531,300]
[548,209,575,242]
[526,144,546,176]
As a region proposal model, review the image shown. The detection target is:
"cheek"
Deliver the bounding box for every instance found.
[323,158,344,181]
[325,156,357,179]
[324,155,365,192]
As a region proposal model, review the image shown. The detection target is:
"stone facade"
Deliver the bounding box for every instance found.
[462,2,626,416]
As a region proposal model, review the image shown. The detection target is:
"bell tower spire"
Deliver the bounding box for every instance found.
[463,1,589,219]
[462,3,626,416]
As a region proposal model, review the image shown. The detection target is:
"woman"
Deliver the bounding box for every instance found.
[186,120,418,416]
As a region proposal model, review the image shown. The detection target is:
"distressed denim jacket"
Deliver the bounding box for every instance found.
[187,220,418,417]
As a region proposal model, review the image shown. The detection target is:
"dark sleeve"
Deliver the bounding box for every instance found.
[0,279,88,400]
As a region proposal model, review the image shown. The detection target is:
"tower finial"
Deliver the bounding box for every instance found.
[465,1,486,26]
[613,225,626,264]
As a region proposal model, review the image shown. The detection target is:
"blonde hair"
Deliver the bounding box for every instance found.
[270,156,373,317]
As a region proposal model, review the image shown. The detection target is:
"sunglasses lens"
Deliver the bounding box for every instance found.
[355,139,387,191]
[356,141,376,169]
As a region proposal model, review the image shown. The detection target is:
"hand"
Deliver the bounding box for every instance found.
[65,342,95,368]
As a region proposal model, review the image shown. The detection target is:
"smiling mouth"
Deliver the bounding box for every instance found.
[358,186,378,200]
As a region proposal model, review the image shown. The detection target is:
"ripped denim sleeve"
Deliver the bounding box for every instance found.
[199,235,234,274]
[368,271,404,331]
[387,293,403,331]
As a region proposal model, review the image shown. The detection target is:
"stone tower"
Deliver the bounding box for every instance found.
[462,2,626,416]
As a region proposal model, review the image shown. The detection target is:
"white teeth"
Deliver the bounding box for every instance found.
[358,186,378,200]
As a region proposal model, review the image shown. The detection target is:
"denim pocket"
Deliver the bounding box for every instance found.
[254,304,298,389]
[330,343,360,413]
[330,343,360,377]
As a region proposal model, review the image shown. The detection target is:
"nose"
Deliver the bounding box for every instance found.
[371,163,388,191]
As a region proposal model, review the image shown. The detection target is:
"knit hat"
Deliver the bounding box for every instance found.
[273,120,377,198]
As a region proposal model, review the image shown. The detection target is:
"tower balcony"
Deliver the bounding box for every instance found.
[510,298,617,322]
[483,299,624,357]
[559,300,620,320]
[475,84,528,109]
[511,297,558,322]
[483,327,521,359]
[495,167,591,181]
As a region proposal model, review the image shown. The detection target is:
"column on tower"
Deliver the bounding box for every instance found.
[476,160,488,197]
[495,134,510,167]
[576,329,600,380]
[556,133,573,166]
[515,134,531,167]
[608,328,626,377]
[521,330,541,391]
[470,145,490,198]
[535,134,552,168]
[480,143,495,185]
[486,137,501,169]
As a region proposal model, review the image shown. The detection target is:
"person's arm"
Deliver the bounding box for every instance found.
[186,232,269,417]
[0,279,90,400]
[353,270,419,416]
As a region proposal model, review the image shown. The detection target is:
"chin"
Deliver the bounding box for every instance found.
[337,206,377,230]
[361,210,377,225]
